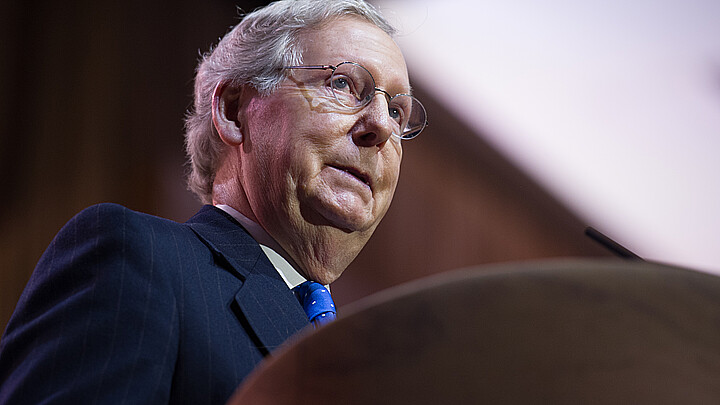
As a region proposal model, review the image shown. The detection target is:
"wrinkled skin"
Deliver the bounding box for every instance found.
[212,16,408,284]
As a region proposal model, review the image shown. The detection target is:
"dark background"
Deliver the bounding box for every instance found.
[0,0,610,335]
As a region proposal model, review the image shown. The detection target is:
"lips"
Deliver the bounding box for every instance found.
[328,164,372,190]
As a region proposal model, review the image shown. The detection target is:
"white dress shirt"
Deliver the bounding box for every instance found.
[215,204,307,288]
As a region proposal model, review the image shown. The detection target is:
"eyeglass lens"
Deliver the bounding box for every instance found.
[330,62,426,139]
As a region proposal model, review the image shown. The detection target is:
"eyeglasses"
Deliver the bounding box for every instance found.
[283,62,427,140]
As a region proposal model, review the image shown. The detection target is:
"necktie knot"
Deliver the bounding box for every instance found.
[293,281,336,327]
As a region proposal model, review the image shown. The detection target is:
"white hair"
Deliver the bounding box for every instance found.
[184,0,397,203]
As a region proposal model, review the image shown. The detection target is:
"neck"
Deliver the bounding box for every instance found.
[213,164,370,285]
[278,223,371,284]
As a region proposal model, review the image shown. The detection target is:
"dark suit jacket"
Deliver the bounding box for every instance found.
[0,203,310,404]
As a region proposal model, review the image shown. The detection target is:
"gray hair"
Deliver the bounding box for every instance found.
[184,0,397,203]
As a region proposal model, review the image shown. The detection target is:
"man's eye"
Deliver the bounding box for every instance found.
[389,107,404,123]
[332,77,350,91]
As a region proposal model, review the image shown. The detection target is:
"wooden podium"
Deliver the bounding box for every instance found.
[228,259,720,404]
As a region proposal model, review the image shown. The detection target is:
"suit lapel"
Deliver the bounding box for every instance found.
[185,205,309,354]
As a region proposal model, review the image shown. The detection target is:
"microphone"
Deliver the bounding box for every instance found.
[585,226,644,260]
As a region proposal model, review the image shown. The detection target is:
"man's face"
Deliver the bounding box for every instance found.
[237,17,408,259]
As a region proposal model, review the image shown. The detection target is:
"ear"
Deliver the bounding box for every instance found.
[212,81,246,146]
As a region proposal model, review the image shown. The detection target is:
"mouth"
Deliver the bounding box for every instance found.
[328,164,372,190]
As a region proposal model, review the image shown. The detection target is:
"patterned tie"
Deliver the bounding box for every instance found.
[293,281,337,328]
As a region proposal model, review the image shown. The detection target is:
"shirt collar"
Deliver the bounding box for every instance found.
[215,204,307,289]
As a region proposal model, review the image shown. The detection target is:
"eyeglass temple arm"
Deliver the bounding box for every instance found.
[284,65,335,70]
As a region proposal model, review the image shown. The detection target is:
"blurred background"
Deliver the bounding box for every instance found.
[2,0,717,334]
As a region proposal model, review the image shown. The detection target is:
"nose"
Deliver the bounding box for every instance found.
[351,92,394,147]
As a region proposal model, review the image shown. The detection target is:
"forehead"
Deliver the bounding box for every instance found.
[298,17,410,93]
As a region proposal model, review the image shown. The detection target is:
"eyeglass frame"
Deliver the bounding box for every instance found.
[283,61,427,140]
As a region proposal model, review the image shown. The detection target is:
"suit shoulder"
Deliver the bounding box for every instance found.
[63,203,187,239]
[0,203,187,404]
[71,203,180,228]
[41,204,202,280]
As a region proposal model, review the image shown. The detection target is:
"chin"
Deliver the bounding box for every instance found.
[300,192,380,232]
[320,204,378,233]
[305,268,341,286]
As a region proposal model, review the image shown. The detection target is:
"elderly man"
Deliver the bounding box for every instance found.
[0,0,426,403]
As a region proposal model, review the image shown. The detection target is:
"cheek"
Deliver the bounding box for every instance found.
[242,122,296,207]
[246,99,308,174]
[289,116,349,168]
[379,143,403,190]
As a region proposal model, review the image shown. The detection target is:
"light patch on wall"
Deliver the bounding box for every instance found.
[375,0,720,272]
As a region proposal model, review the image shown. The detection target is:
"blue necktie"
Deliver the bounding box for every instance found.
[293,281,337,327]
